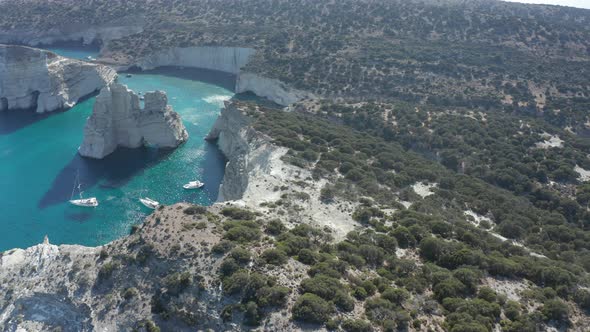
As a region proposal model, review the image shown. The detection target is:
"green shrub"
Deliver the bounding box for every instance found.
[326,319,340,331]
[301,275,348,303]
[221,207,256,220]
[229,247,252,264]
[391,226,416,248]
[292,293,334,324]
[212,240,235,254]
[504,300,521,321]
[433,278,467,302]
[219,258,240,277]
[122,287,138,300]
[98,261,120,280]
[261,249,288,265]
[183,205,207,215]
[320,186,336,202]
[342,319,373,332]
[224,225,261,243]
[381,287,409,305]
[308,260,348,278]
[163,271,192,296]
[266,219,286,235]
[223,270,250,295]
[364,298,408,324]
[353,286,368,300]
[256,286,290,307]
[137,320,160,332]
[244,301,260,326]
[297,248,318,265]
[477,287,497,303]
[541,299,569,322]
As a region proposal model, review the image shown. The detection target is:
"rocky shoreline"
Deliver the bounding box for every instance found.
[0,44,116,113]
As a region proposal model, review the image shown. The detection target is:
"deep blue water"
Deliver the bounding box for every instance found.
[0,48,231,251]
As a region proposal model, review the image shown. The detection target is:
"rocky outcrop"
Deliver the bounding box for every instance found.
[0,205,240,332]
[78,83,188,159]
[236,72,314,106]
[130,46,312,106]
[0,44,116,113]
[206,101,265,200]
[206,101,359,239]
[134,46,255,74]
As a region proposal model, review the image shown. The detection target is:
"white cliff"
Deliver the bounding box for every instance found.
[236,72,314,106]
[131,46,313,106]
[134,46,255,74]
[0,44,116,113]
[78,83,188,159]
[207,101,358,240]
[206,101,261,200]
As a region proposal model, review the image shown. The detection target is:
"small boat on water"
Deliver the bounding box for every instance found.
[139,96,145,101]
[70,197,99,207]
[69,171,98,207]
[139,197,159,209]
[183,181,204,190]
[126,73,133,78]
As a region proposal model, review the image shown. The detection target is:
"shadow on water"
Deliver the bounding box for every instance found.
[200,141,228,202]
[123,66,237,92]
[0,91,99,136]
[39,147,173,209]
[64,211,94,223]
[0,109,64,136]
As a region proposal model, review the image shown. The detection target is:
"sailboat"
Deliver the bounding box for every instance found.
[69,171,98,207]
[139,197,159,209]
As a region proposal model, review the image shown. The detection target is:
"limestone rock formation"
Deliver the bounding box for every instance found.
[78,83,188,159]
[235,72,314,106]
[130,46,311,106]
[0,44,116,113]
[206,101,256,201]
[134,46,255,74]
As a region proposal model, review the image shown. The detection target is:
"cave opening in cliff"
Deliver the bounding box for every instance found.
[30,90,40,110]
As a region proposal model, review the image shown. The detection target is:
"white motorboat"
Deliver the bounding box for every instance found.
[139,197,159,209]
[69,171,98,207]
[183,181,204,189]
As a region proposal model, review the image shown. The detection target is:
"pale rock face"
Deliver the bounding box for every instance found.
[131,46,313,106]
[206,101,256,200]
[135,46,255,74]
[235,72,314,106]
[207,101,359,240]
[0,44,116,113]
[78,83,188,159]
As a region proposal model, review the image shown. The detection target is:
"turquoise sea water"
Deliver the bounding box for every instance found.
[0,48,232,251]
[46,46,100,60]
